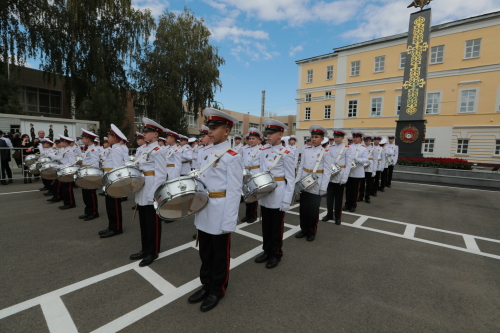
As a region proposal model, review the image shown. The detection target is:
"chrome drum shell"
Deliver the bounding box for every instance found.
[74,167,104,189]
[24,155,39,166]
[36,157,52,169]
[294,173,318,194]
[57,165,81,182]
[40,162,60,180]
[241,171,277,203]
[29,163,40,175]
[102,165,145,198]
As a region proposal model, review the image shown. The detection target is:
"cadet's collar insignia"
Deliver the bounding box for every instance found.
[154,147,160,151]
[285,150,291,154]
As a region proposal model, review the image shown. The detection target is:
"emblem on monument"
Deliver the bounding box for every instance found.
[400,124,419,144]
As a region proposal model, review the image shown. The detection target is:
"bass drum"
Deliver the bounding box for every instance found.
[28,163,40,175]
[153,175,209,220]
[40,162,60,180]
[242,171,277,203]
[24,155,39,166]
[294,173,318,194]
[103,165,145,198]
[74,167,104,189]
[57,166,81,182]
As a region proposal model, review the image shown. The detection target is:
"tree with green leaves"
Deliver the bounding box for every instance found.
[0,74,23,114]
[132,8,224,135]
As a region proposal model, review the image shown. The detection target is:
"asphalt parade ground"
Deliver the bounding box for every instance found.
[1,180,500,332]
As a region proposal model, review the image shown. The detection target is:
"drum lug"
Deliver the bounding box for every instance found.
[153,201,158,210]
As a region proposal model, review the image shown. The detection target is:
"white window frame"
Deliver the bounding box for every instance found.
[425,91,442,115]
[325,91,332,100]
[496,86,500,112]
[495,139,500,156]
[249,122,259,129]
[326,65,334,80]
[306,69,313,83]
[457,88,479,114]
[350,61,360,76]
[396,95,401,116]
[430,45,445,64]
[423,139,435,153]
[324,105,331,119]
[347,99,358,118]
[399,52,406,69]
[305,93,311,102]
[370,96,383,117]
[305,107,311,120]
[456,139,469,155]
[374,56,385,73]
[231,121,243,134]
[464,38,481,59]
[186,113,197,128]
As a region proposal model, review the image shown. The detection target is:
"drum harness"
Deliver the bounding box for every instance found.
[245,144,262,171]
[331,145,346,178]
[296,147,325,183]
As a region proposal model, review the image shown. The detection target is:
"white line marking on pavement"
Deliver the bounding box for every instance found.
[404,225,416,238]
[234,229,263,242]
[352,216,368,227]
[40,296,78,333]
[0,190,40,195]
[133,267,177,295]
[463,235,481,252]
[392,181,500,193]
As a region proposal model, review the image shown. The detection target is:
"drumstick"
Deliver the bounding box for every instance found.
[195,230,199,247]
[132,204,138,220]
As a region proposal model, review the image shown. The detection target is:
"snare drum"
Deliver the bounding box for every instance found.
[103,165,145,198]
[75,155,83,166]
[129,155,135,162]
[28,163,40,175]
[331,164,341,177]
[294,173,318,194]
[36,157,52,169]
[57,165,81,182]
[40,162,60,180]
[153,175,209,220]
[242,171,277,203]
[74,167,104,189]
[24,155,39,166]
[243,168,252,182]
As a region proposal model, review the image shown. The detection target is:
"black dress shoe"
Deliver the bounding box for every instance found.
[372,193,378,197]
[121,197,128,202]
[322,215,333,221]
[39,186,49,191]
[342,206,349,211]
[200,294,223,312]
[266,257,280,269]
[307,234,316,242]
[379,188,385,192]
[98,228,110,235]
[188,288,209,304]
[254,253,269,263]
[100,230,123,238]
[192,234,197,240]
[241,216,248,222]
[357,198,363,202]
[387,184,391,188]
[130,251,146,260]
[139,254,158,267]
[349,207,356,212]
[47,198,60,202]
[84,214,99,221]
[335,219,341,225]
[247,217,257,223]
[43,192,53,196]
[1,181,7,185]
[59,205,76,210]
[295,231,306,238]
[8,179,13,183]
[132,206,136,210]
[99,192,105,196]
[78,214,88,219]
[365,198,371,203]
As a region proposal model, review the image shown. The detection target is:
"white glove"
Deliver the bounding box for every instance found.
[280,202,291,211]
[340,179,347,185]
[319,190,327,196]
[372,172,376,177]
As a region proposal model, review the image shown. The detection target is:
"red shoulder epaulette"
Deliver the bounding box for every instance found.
[227,149,238,156]
[329,144,336,147]
[362,145,367,147]
[325,149,329,152]
[260,147,271,151]
[305,147,311,149]
[346,145,350,148]
[285,150,291,154]
[154,147,160,151]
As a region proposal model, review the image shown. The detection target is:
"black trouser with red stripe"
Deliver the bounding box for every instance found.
[345,177,362,209]
[299,191,321,236]
[105,195,123,232]
[42,178,52,190]
[380,168,388,190]
[82,189,98,216]
[260,206,285,259]
[372,171,381,195]
[61,181,75,206]
[359,172,372,200]
[50,179,62,200]
[198,230,230,297]
[245,201,258,220]
[387,165,395,186]
[326,182,344,220]
[138,205,161,255]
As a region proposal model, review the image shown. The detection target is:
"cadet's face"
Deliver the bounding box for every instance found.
[137,138,144,146]
[142,130,157,142]
[311,134,323,146]
[158,141,165,146]
[209,124,229,145]
[334,136,344,145]
[389,138,394,144]
[166,136,176,145]
[364,139,372,146]
[289,139,296,145]
[201,134,210,145]
[353,136,362,144]
[82,137,92,146]
[247,136,259,146]
[107,134,118,145]
[235,138,241,145]
[266,131,283,146]
[103,142,109,148]
[180,139,188,145]
[374,139,381,146]
[43,143,51,148]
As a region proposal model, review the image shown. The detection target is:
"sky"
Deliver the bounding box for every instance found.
[25,0,500,117]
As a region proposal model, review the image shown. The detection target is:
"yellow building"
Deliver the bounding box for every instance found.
[295,11,500,165]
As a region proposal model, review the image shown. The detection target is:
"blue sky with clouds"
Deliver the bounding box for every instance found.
[25,0,500,116]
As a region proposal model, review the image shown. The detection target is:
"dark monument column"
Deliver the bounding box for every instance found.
[396,8,432,158]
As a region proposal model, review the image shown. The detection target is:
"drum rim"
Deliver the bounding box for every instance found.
[156,192,209,220]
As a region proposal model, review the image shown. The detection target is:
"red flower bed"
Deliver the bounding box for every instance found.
[398,157,473,170]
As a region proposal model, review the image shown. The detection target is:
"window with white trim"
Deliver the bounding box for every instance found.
[305,107,311,120]
[374,56,385,73]
[459,89,477,113]
[495,140,500,156]
[347,100,358,118]
[307,69,313,83]
[249,122,259,129]
[292,123,296,131]
[187,113,197,128]
[371,97,383,116]
[305,94,311,102]
[423,139,435,153]
[399,52,406,69]
[350,61,360,76]
[324,105,331,119]
[396,95,401,116]
[231,121,243,134]
[426,92,441,114]
[326,65,333,80]
[19,85,62,115]
[325,91,332,100]
[464,39,481,59]
[457,139,469,154]
[430,45,444,64]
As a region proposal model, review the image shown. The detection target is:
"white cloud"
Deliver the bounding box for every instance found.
[289,45,304,57]
[210,26,269,42]
[132,0,169,17]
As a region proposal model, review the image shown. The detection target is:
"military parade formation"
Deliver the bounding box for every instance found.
[23,108,399,312]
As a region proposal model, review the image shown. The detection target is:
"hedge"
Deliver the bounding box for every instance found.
[397,157,473,170]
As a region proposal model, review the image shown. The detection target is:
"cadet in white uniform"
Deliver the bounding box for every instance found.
[189,138,199,170]
[187,108,242,313]
[163,129,182,181]
[241,127,263,224]
[135,132,146,156]
[343,130,369,213]
[379,138,393,192]
[254,119,295,268]
[295,125,332,241]
[370,135,384,197]
[129,118,167,267]
[46,137,64,203]
[358,135,375,204]
[386,134,398,188]
[323,128,352,225]
[99,124,127,239]
[79,129,100,221]
[47,135,77,210]
[232,135,243,152]
[179,135,192,175]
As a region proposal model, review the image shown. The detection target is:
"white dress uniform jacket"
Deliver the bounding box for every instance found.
[180,144,192,175]
[134,141,167,206]
[347,143,369,178]
[364,145,376,175]
[258,144,295,210]
[296,144,332,195]
[165,145,182,180]
[191,145,199,169]
[242,144,262,176]
[381,146,394,169]
[194,141,243,234]
[102,144,125,175]
[82,144,100,168]
[328,144,352,185]
[386,143,399,165]
[233,143,243,152]
[72,145,83,157]
[372,145,384,172]
[48,147,76,169]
